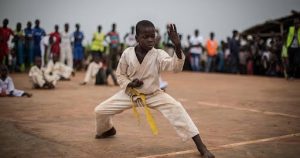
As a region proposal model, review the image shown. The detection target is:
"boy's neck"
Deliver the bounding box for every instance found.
[135,45,149,55]
[1,76,7,81]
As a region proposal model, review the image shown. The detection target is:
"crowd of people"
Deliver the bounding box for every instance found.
[0,18,299,94]
[180,18,300,79]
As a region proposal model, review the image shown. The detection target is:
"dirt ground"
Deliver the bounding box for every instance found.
[0,72,299,158]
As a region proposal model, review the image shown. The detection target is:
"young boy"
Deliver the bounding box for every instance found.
[44,54,73,81]
[94,20,214,158]
[29,57,56,89]
[81,56,118,86]
[80,56,103,85]
[0,65,32,97]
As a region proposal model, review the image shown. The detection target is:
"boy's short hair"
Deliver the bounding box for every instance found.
[136,20,155,36]
[0,64,8,72]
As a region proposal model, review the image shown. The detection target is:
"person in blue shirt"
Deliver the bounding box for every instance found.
[72,23,84,70]
[32,19,46,60]
[24,21,34,66]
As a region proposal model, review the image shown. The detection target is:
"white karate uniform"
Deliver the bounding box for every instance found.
[0,76,24,96]
[29,66,46,87]
[83,61,103,83]
[94,47,199,141]
[60,31,73,68]
[45,60,72,80]
[29,65,58,87]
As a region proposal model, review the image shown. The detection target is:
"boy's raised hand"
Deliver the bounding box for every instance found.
[167,24,181,48]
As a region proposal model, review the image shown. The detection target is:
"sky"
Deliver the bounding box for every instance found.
[0,0,300,44]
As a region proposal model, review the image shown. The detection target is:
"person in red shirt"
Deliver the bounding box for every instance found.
[49,25,61,59]
[0,19,14,64]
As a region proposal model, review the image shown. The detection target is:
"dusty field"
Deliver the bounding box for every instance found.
[0,72,300,158]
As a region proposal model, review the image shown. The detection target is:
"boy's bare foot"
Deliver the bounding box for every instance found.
[201,149,215,158]
[192,134,215,158]
[95,127,116,139]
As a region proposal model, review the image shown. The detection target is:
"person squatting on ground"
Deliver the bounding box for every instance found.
[94,20,215,158]
[0,65,32,97]
[29,57,57,89]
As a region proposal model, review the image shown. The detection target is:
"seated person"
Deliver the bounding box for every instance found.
[29,57,57,89]
[0,65,32,97]
[45,54,74,81]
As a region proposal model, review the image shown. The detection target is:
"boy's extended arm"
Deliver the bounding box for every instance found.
[159,24,185,72]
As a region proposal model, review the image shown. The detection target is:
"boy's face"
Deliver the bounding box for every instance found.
[1,69,8,78]
[35,58,42,67]
[136,26,155,52]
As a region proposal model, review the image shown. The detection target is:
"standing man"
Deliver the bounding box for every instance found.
[13,22,25,72]
[91,25,105,60]
[73,23,84,70]
[206,32,218,72]
[49,25,61,60]
[123,26,136,48]
[32,19,46,67]
[189,29,204,72]
[106,23,120,70]
[229,30,240,74]
[286,18,300,78]
[0,19,14,65]
[60,23,73,68]
[24,21,34,67]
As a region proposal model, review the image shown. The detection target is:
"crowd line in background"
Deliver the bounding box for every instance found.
[0,18,299,91]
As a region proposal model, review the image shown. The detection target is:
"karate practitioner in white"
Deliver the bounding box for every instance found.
[80,56,103,85]
[29,57,57,89]
[44,54,73,81]
[94,21,214,158]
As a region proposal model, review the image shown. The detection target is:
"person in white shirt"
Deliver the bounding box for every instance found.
[80,56,103,85]
[189,29,204,71]
[40,35,49,67]
[60,23,73,68]
[123,26,137,48]
[29,57,56,89]
[44,54,73,81]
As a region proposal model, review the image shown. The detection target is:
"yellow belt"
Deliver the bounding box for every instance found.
[126,88,158,135]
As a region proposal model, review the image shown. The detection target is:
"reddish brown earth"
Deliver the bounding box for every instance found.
[1,72,299,158]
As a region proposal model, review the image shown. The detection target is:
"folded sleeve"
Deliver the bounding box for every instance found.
[116,52,131,89]
[158,49,185,73]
